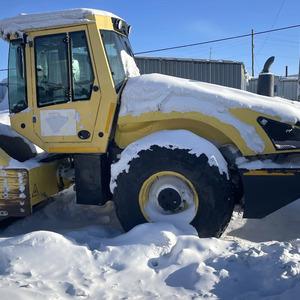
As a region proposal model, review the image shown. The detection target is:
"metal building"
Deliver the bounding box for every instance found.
[247,76,298,101]
[135,56,248,90]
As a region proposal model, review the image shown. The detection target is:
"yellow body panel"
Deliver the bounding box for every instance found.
[28,162,63,206]
[0,161,69,217]
[0,148,10,167]
[243,170,299,176]
[228,107,283,155]
[116,112,231,147]
[115,109,276,156]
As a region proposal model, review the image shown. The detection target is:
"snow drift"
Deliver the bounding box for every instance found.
[0,189,300,300]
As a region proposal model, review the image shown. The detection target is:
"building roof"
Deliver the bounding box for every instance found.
[135,55,245,66]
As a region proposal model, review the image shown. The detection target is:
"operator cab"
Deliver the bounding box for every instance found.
[8,17,134,114]
[0,9,138,153]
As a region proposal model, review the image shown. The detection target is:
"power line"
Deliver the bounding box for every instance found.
[271,0,285,29]
[256,0,285,55]
[134,24,300,55]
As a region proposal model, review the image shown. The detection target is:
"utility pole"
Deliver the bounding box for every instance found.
[252,29,254,77]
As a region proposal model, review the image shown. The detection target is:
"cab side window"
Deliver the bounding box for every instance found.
[35,34,70,106]
[34,31,94,107]
[70,31,94,101]
[8,39,28,113]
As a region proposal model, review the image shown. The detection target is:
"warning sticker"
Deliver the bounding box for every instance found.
[32,184,39,197]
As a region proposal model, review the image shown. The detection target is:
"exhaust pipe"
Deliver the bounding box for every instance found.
[257,56,275,97]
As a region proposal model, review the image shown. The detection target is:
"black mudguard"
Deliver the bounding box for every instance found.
[74,154,112,206]
[240,168,300,218]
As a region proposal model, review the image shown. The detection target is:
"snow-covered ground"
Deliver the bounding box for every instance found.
[0,81,300,299]
[0,188,300,300]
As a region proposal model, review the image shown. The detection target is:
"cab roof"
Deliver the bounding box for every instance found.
[0,8,121,41]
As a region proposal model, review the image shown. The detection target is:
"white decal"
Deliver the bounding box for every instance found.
[40,109,77,136]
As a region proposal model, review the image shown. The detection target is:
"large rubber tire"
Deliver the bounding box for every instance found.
[112,145,234,238]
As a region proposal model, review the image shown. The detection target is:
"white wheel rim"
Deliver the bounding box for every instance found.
[139,173,198,225]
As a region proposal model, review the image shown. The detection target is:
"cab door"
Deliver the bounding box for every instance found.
[30,25,101,147]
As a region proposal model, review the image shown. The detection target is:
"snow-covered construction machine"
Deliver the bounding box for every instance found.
[1,9,300,237]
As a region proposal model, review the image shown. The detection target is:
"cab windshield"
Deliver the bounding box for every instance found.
[101,30,134,93]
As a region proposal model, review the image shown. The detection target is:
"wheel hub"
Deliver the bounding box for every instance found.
[158,188,182,211]
[139,172,198,223]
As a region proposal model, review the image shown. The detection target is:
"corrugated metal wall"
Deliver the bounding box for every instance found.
[135,56,247,90]
[247,76,298,100]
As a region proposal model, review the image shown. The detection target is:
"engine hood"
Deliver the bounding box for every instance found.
[120,73,300,123]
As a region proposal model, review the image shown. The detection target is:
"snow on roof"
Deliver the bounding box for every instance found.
[0,8,120,41]
[120,73,300,153]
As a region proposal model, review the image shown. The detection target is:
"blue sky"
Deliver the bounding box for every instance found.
[0,0,299,81]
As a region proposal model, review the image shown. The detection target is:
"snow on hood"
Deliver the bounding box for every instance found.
[120,73,300,153]
[121,50,140,77]
[120,73,300,121]
[0,8,120,41]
